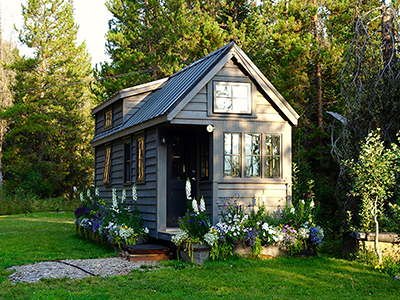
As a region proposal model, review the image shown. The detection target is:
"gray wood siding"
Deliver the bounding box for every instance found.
[113,102,123,127]
[132,129,158,232]
[123,92,153,122]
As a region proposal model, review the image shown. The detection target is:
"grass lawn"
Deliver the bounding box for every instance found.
[0,212,399,299]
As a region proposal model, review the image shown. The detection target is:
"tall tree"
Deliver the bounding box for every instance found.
[0,8,16,190]
[98,0,263,98]
[1,0,95,197]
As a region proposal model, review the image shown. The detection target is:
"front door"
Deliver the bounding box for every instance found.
[167,130,197,227]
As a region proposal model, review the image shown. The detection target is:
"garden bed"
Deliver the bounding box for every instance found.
[342,231,400,258]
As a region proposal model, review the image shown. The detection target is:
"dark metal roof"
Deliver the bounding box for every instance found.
[122,42,234,128]
[91,42,234,143]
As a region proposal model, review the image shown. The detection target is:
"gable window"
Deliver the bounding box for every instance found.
[245,134,261,177]
[104,110,112,129]
[224,133,241,177]
[124,142,131,183]
[265,134,281,178]
[214,82,251,114]
[103,147,111,184]
[137,137,144,182]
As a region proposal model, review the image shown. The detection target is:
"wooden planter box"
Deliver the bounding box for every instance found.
[342,231,400,257]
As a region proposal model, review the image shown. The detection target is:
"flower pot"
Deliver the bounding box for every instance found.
[232,240,252,257]
[260,243,289,259]
[179,242,210,265]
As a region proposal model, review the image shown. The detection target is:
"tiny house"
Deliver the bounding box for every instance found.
[90,42,299,240]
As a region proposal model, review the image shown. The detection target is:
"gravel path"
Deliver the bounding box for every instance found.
[8,257,158,283]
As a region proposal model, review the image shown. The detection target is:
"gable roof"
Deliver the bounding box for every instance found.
[91,42,299,145]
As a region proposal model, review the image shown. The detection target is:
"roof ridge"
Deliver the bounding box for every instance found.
[170,41,234,79]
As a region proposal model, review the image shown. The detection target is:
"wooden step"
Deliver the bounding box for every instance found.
[121,244,170,262]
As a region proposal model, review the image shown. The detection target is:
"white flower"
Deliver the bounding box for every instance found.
[172,230,189,245]
[95,187,99,197]
[203,231,218,246]
[298,227,310,239]
[132,184,137,202]
[80,192,84,202]
[121,188,126,203]
[301,199,305,205]
[290,207,295,214]
[87,189,91,199]
[144,227,149,234]
[73,186,78,193]
[310,200,315,208]
[192,198,199,214]
[200,197,206,212]
[186,178,191,200]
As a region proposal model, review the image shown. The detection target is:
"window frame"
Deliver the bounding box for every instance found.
[136,136,145,182]
[123,140,131,183]
[213,81,252,114]
[102,146,111,185]
[104,109,112,129]
[223,133,241,177]
[223,133,282,179]
[265,134,282,178]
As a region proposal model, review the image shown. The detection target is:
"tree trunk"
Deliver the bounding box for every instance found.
[373,196,382,265]
[381,3,396,66]
[311,0,323,130]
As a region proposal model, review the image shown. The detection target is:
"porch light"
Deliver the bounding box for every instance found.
[206,124,214,133]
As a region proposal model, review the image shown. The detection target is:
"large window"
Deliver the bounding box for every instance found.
[223,133,281,178]
[224,133,241,177]
[245,134,261,177]
[214,82,251,114]
[265,134,281,178]
[124,141,131,183]
[137,137,144,182]
[103,147,111,184]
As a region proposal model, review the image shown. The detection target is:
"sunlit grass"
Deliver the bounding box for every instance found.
[0,212,399,299]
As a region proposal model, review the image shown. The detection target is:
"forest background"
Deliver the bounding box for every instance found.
[0,0,398,241]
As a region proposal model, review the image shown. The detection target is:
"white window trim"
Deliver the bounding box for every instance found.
[213,81,252,114]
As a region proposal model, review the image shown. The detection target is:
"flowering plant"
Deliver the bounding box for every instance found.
[172,179,214,262]
[74,184,149,248]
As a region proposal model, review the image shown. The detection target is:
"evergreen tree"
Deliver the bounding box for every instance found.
[1,0,95,198]
[0,11,17,190]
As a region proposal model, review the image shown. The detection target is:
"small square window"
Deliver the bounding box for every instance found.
[214,82,251,114]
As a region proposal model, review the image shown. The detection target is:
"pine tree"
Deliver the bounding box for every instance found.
[1,0,95,197]
[0,9,16,190]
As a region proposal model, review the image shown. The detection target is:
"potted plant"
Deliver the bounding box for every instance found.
[172,179,217,264]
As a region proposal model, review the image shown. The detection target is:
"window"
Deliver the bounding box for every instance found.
[200,134,209,180]
[104,110,112,129]
[124,142,131,183]
[245,134,261,177]
[224,133,241,177]
[223,133,281,178]
[137,137,144,182]
[103,147,111,184]
[214,82,251,114]
[265,134,281,178]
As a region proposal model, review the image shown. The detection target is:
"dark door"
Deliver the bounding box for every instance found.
[167,130,197,227]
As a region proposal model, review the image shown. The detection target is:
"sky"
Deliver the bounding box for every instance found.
[0,0,112,67]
